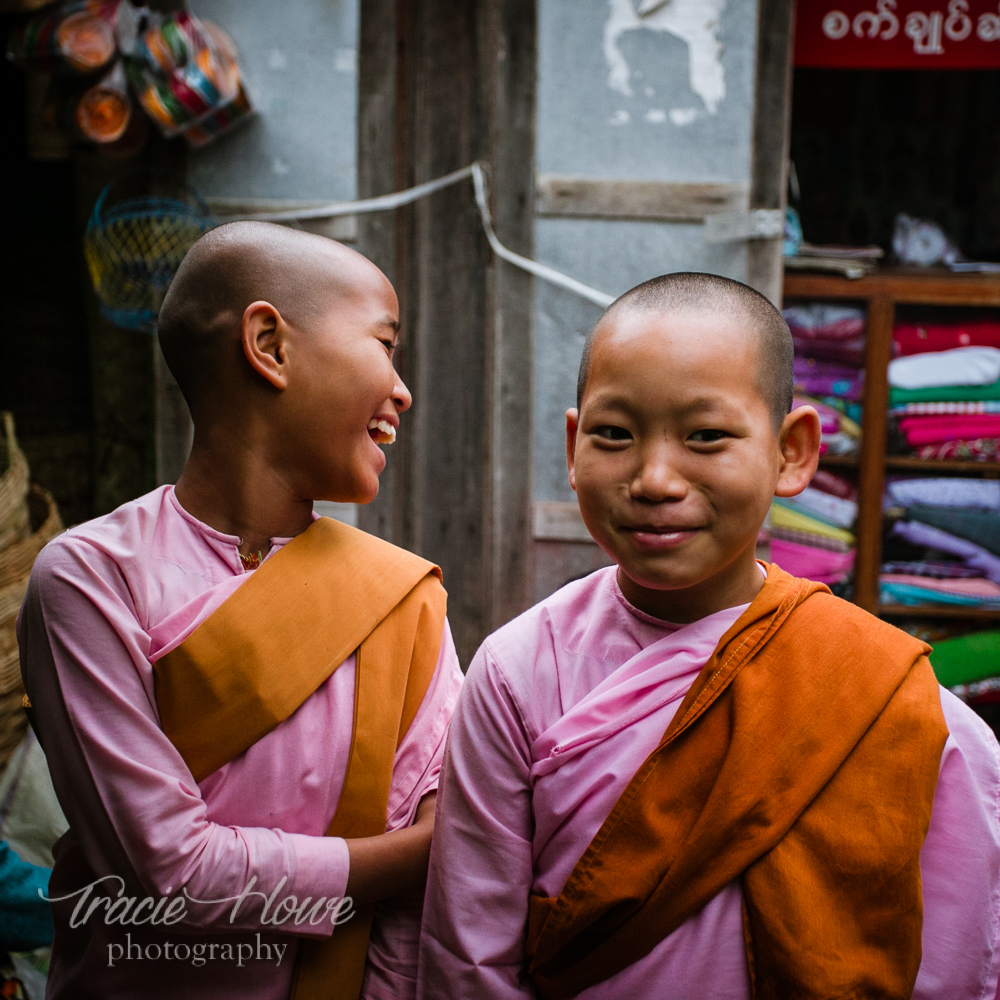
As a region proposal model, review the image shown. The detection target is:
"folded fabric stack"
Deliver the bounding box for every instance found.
[899,621,1000,719]
[770,469,856,587]
[784,304,865,456]
[881,477,1000,610]
[889,325,1000,461]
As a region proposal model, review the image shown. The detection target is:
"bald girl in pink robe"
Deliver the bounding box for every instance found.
[417,566,1000,999]
[19,485,463,1000]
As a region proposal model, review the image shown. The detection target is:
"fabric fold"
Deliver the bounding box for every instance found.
[525,564,947,1000]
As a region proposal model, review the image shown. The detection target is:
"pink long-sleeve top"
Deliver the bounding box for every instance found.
[418,565,1000,1000]
[17,485,463,1000]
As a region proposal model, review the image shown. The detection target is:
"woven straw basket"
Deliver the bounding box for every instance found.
[0,414,63,773]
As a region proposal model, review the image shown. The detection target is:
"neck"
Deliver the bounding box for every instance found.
[617,548,766,624]
[173,428,314,557]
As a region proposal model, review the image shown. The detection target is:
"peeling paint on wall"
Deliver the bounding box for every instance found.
[604,0,727,114]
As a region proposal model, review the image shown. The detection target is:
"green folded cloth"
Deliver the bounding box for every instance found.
[907,505,1000,557]
[889,380,1000,406]
[930,629,1000,687]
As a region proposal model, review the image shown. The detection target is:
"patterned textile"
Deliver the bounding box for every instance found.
[770,504,855,547]
[793,357,864,401]
[880,574,1000,599]
[890,401,1000,416]
[810,468,856,501]
[773,491,856,532]
[783,304,865,340]
[890,519,1000,582]
[914,437,1000,462]
[770,526,853,554]
[884,477,1000,509]
[951,676,1000,703]
[880,579,1000,609]
[793,336,866,367]
[881,560,984,580]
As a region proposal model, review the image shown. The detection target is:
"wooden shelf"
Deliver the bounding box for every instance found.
[879,603,1000,621]
[884,456,1000,475]
[783,267,1000,616]
[817,454,858,468]
[784,267,1000,306]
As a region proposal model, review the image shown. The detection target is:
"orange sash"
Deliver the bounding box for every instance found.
[154,517,447,1000]
[526,564,948,1000]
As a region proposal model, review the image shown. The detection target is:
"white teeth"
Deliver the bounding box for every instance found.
[367,418,396,444]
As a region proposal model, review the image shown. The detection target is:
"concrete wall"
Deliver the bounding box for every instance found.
[533,0,760,508]
[181,0,362,525]
[188,0,359,205]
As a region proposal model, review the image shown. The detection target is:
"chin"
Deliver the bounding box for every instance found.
[620,553,717,593]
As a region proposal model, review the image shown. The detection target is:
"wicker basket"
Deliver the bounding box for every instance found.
[0,417,64,773]
[0,413,30,552]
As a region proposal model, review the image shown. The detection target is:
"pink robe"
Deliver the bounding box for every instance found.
[17,485,463,1000]
[418,566,1000,999]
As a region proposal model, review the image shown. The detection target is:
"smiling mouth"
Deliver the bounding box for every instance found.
[623,525,702,549]
[367,418,396,445]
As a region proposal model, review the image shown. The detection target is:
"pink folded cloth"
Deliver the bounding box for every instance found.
[901,415,1000,446]
[770,537,855,585]
[879,573,1000,598]
[793,336,867,367]
[809,468,857,501]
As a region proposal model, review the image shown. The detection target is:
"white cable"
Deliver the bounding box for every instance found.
[218,161,614,308]
[469,162,614,308]
[220,164,477,222]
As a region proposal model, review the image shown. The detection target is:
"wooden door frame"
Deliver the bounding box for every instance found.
[748,0,797,304]
[356,0,537,665]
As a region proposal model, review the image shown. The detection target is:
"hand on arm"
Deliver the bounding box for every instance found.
[345,792,436,907]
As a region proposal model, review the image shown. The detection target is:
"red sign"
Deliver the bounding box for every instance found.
[795,0,1000,67]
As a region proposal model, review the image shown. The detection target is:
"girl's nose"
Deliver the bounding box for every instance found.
[630,446,689,502]
[393,370,412,413]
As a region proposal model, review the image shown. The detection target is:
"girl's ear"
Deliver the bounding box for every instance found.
[242,300,290,389]
[566,408,580,492]
[775,405,822,498]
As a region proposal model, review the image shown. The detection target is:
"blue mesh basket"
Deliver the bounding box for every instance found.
[83,178,215,332]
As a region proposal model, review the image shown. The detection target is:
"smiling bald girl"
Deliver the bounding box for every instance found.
[18,222,463,1000]
[419,272,1000,1000]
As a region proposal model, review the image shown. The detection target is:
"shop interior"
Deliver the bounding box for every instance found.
[783,53,1000,734]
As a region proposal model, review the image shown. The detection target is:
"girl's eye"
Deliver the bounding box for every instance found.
[593,425,632,441]
[381,340,396,354]
[689,429,729,443]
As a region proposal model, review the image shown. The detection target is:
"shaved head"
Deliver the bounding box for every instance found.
[577,273,794,429]
[157,221,383,408]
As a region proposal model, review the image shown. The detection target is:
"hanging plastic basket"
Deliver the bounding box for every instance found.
[83,174,215,332]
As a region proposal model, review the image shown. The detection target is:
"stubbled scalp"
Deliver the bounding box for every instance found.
[576,272,794,430]
[157,221,371,411]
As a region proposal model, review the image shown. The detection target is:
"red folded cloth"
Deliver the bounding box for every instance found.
[900,414,1000,445]
[915,437,1000,461]
[894,320,1000,358]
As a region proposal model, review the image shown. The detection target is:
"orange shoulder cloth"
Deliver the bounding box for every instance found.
[526,563,948,1000]
[154,516,447,1000]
